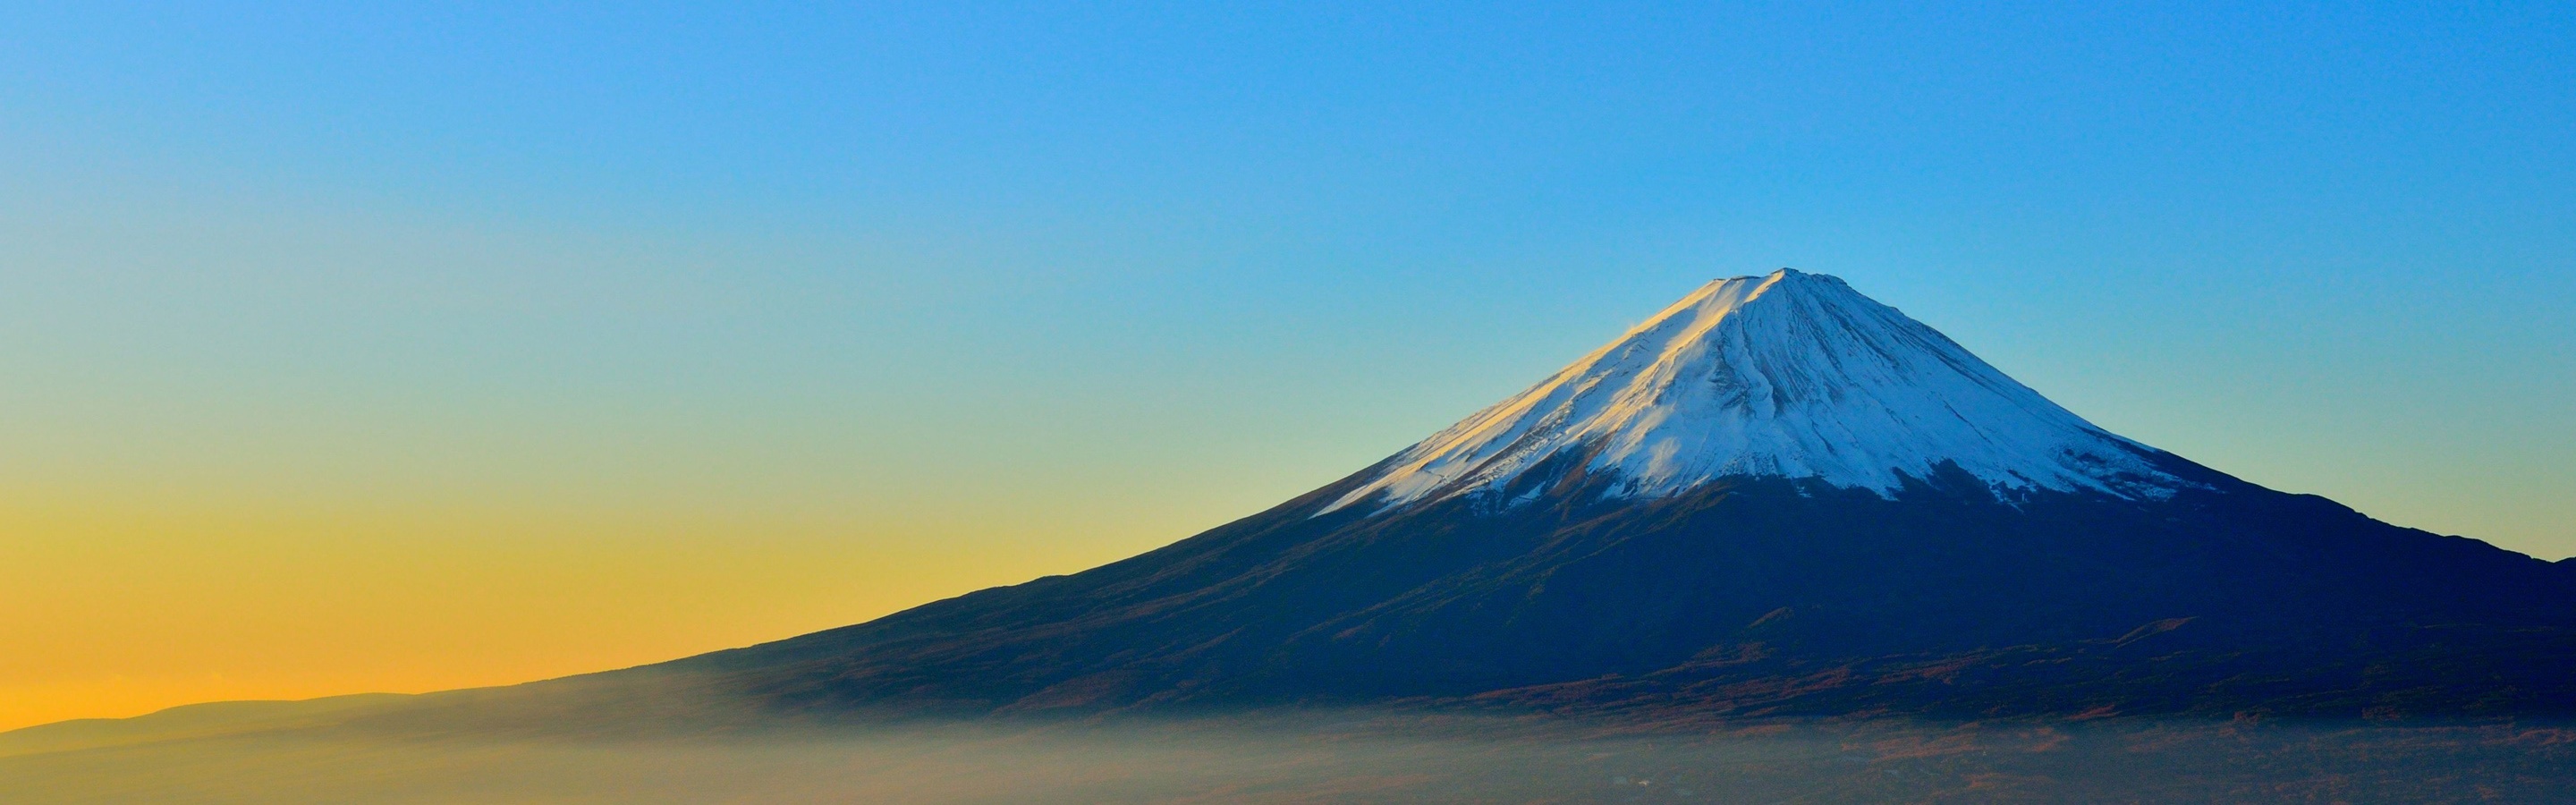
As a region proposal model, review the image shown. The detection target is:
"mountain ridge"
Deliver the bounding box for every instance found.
[606,274,2574,721]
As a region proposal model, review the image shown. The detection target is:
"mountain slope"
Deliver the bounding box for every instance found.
[649,270,2576,720]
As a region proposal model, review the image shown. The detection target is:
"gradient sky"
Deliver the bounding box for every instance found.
[4,1,2572,731]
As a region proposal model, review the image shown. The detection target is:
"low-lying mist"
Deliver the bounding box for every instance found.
[5,696,2572,804]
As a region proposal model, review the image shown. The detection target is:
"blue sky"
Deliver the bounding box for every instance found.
[3,0,2573,725]
[7,0,2572,550]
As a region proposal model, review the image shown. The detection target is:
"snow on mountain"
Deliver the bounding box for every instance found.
[1323,269,2190,515]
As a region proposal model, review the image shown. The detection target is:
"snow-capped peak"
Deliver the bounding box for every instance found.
[1322,269,2186,515]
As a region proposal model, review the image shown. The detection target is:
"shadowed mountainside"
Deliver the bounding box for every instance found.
[644,450,2576,722]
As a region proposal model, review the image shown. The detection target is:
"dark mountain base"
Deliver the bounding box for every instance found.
[1451,623,2576,724]
[642,456,2576,720]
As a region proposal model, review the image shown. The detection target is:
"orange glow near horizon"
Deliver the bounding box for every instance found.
[0,485,1221,732]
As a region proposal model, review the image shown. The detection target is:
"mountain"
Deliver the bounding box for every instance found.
[647,269,2576,722]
